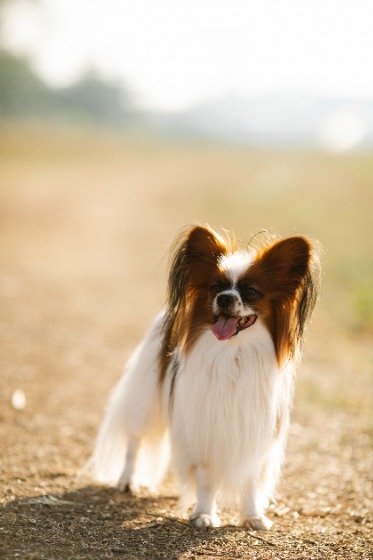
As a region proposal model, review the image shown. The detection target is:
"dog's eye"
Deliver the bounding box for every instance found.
[210,283,222,294]
[240,284,263,299]
[210,281,230,294]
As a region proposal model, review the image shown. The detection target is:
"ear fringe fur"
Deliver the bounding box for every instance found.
[160,225,232,378]
[294,240,322,354]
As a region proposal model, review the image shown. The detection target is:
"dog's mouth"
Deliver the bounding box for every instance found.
[211,313,257,341]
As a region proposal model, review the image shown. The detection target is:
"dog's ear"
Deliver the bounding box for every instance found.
[250,236,321,365]
[257,236,321,325]
[160,226,229,375]
[183,226,228,269]
[167,225,228,310]
[254,236,312,298]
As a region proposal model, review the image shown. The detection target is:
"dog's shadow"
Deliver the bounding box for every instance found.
[1,483,277,559]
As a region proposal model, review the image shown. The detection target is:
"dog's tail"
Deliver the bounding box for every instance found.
[89,314,170,491]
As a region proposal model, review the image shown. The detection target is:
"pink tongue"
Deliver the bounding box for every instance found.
[211,315,239,341]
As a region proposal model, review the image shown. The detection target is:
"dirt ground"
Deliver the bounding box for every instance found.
[0,125,372,559]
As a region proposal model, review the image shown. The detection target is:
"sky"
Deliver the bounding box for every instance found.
[3,0,373,112]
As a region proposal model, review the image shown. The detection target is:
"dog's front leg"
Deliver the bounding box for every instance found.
[117,436,139,492]
[239,478,272,531]
[189,465,219,528]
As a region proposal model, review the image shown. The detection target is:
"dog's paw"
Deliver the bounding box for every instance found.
[189,512,220,529]
[241,515,272,531]
[117,480,134,494]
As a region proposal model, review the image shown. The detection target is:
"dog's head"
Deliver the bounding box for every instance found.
[162,225,321,368]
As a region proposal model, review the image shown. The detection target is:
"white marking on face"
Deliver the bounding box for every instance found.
[218,251,254,284]
[214,251,257,318]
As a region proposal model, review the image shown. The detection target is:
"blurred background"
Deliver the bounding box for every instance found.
[2,0,373,149]
[0,0,372,429]
[1,5,372,556]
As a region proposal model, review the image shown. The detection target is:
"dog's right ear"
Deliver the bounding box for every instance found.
[183,225,228,268]
[167,225,229,310]
[160,226,229,374]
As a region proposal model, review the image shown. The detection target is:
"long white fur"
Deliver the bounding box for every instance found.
[91,309,295,527]
[91,313,170,491]
[171,322,293,504]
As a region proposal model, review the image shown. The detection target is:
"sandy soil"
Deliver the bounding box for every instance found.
[0,128,372,559]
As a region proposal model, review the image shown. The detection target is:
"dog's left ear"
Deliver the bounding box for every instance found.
[255,236,313,297]
[252,236,321,364]
[259,235,321,316]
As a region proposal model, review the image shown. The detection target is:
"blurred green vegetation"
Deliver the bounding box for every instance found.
[0,49,135,124]
[0,0,136,124]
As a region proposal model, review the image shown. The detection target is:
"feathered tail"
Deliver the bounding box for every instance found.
[90,314,170,491]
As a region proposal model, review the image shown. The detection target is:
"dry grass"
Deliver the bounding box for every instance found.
[0,122,372,559]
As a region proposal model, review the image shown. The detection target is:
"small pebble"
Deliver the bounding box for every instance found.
[11,389,26,410]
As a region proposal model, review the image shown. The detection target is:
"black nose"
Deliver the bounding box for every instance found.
[217,293,235,309]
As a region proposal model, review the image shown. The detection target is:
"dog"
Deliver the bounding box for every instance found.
[91,225,321,529]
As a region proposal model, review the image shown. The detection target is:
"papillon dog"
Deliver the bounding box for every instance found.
[91,225,321,530]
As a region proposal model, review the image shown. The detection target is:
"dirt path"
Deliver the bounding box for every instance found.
[1,346,371,559]
[0,127,372,559]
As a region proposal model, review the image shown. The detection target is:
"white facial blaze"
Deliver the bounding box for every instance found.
[218,251,254,284]
[214,251,256,317]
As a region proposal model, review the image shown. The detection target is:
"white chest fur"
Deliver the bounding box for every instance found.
[170,320,294,496]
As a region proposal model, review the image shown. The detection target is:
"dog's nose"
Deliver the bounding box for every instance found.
[217,293,236,309]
